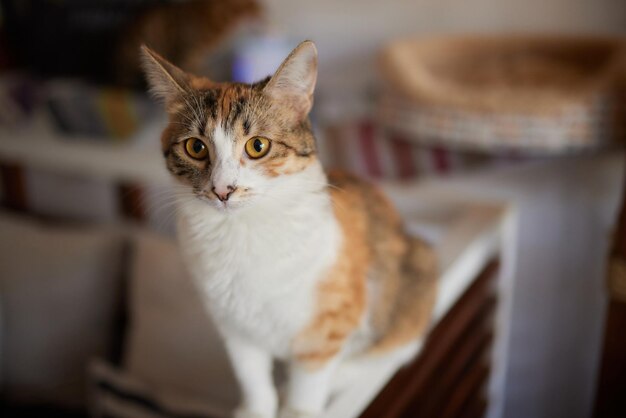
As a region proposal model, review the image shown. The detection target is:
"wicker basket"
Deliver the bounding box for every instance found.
[379,35,626,153]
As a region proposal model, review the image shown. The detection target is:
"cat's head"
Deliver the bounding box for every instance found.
[141,41,321,211]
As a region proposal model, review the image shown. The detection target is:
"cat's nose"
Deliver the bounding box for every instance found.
[212,185,236,202]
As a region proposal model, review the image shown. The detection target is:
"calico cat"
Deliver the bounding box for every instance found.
[141,41,437,418]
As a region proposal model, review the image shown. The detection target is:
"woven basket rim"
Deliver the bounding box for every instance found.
[380,34,626,115]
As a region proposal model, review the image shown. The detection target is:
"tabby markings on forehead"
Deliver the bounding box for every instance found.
[203,89,219,116]
[197,124,205,138]
[220,97,248,135]
[190,88,253,139]
[242,118,251,136]
[227,97,246,127]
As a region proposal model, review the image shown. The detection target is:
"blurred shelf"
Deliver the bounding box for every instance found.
[0,114,170,185]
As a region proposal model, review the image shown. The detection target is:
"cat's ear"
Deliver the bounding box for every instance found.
[140,45,190,107]
[264,40,318,120]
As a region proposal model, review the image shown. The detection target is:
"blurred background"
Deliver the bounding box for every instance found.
[0,1,625,418]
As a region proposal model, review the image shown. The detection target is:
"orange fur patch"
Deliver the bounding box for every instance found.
[189,76,217,91]
[292,177,370,369]
[291,171,438,367]
[366,237,438,355]
[261,147,315,177]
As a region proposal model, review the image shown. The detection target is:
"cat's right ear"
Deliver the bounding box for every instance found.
[140,45,190,107]
[264,40,318,121]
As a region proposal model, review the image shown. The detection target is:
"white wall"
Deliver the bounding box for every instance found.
[439,153,624,418]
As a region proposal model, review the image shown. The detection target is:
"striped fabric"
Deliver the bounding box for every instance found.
[322,118,514,180]
[379,93,623,154]
[89,360,230,418]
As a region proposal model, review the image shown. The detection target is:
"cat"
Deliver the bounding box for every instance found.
[141,41,438,418]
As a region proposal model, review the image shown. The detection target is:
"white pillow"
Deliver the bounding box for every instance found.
[122,231,239,414]
[0,212,124,407]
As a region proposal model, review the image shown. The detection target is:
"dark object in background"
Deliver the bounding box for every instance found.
[0,0,260,139]
[0,0,260,86]
[594,117,626,418]
[0,75,41,126]
[1,0,154,82]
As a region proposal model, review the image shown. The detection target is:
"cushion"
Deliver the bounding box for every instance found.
[0,211,125,408]
[121,231,238,413]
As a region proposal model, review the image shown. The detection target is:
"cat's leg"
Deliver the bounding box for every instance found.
[280,357,340,418]
[223,335,277,418]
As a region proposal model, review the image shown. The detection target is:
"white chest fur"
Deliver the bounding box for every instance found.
[176,181,342,358]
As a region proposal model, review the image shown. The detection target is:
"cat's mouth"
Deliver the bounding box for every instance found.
[197,193,248,212]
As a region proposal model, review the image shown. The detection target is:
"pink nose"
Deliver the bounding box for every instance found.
[212,185,236,202]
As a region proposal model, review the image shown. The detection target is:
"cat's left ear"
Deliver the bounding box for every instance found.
[264,40,318,121]
[140,45,191,108]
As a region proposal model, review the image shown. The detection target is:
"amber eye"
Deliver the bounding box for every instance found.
[245,137,271,159]
[184,138,208,160]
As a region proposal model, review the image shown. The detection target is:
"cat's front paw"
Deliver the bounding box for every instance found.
[278,407,317,418]
[233,407,274,418]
